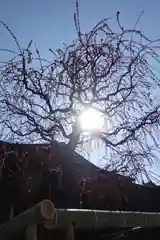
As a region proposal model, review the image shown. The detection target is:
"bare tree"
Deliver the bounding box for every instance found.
[0,1,160,180]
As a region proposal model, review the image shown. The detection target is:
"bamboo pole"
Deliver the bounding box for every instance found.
[0,199,55,240]
[45,209,160,230]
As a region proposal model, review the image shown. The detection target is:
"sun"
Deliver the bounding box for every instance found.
[78,108,105,132]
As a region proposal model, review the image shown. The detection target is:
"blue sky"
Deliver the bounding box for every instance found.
[0,0,160,179]
[0,0,160,57]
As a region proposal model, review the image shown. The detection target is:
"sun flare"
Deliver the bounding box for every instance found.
[78,108,105,132]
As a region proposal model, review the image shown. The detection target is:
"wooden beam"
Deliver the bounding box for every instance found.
[45,209,160,230]
[0,199,55,239]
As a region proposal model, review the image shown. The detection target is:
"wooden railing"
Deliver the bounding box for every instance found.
[1,200,160,239]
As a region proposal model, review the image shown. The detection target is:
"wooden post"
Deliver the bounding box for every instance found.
[66,223,74,240]
[25,224,37,240]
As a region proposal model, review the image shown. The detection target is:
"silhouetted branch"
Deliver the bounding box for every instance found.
[0,3,160,179]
